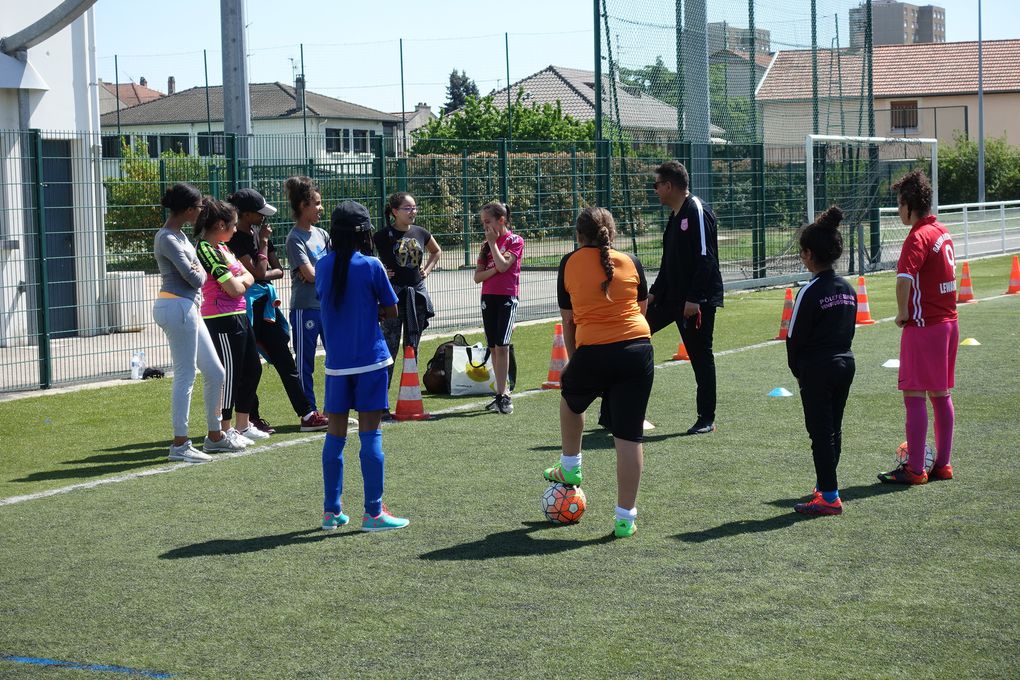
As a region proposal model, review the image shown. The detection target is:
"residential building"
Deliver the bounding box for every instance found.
[850,1,946,48]
[707,22,771,55]
[471,65,725,144]
[755,39,1020,146]
[1,2,106,347]
[98,77,165,115]
[389,102,436,154]
[99,81,402,166]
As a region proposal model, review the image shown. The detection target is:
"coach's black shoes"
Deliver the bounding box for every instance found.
[685,420,716,435]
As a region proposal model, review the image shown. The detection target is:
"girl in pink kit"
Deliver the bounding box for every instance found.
[473,202,524,415]
[879,170,958,485]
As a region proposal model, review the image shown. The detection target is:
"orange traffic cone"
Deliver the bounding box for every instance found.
[542,323,568,389]
[672,342,689,361]
[392,346,431,421]
[774,287,795,340]
[1006,255,1020,295]
[957,261,977,303]
[855,276,876,325]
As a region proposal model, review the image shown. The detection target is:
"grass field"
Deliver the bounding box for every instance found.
[1,255,1018,678]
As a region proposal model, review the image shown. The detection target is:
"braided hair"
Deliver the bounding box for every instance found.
[576,207,617,299]
[799,205,844,267]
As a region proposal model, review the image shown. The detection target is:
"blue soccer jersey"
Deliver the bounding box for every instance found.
[316,251,398,375]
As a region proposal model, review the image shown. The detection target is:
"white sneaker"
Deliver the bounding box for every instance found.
[204,432,247,453]
[169,440,213,463]
[238,425,270,441]
[226,427,254,447]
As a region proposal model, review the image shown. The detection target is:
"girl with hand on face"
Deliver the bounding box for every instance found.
[472,202,524,415]
[284,176,331,432]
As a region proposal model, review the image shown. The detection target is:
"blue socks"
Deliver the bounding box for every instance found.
[359,430,385,517]
[821,490,840,503]
[321,433,346,515]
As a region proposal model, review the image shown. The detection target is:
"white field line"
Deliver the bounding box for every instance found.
[2,292,1015,508]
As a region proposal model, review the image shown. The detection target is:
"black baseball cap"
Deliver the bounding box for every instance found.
[331,201,373,232]
[228,188,277,216]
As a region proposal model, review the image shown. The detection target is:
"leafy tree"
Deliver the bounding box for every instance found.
[413,91,595,154]
[619,56,677,103]
[442,69,480,114]
[937,133,1020,204]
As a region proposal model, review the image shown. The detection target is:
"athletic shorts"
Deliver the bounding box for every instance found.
[325,367,390,414]
[898,319,958,392]
[561,338,654,443]
[481,294,518,347]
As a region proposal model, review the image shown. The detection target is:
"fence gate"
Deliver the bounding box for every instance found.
[40,139,78,338]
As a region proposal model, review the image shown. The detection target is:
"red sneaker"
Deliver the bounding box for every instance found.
[251,417,275,435]
[929,464,954,480]
[300,411,329,432]
[794,496,843,516]
[878,463,928,485]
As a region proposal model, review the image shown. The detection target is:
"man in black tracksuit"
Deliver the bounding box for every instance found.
[645,160,725,434]
[786,206,857,515]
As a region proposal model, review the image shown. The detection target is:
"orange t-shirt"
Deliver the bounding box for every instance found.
[557,246,651,348]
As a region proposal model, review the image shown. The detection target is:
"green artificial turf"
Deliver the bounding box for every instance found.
[0,255,1017,678]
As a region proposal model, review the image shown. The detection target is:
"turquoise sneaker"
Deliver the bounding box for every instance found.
[614,518,637,538]
[543,462,582,486]
[321,511,350,530]
[361,506,410,532]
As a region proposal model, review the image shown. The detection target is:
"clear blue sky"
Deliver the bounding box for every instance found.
[91,0,1016,114]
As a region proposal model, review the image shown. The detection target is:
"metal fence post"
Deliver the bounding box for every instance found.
[498,139,509,203]
[570,144,579,249]
[396,156,408,192]
[462,148,471,268]
[535,156,542,229]
[29,129,51,388]
[752,143,766,278]
[1001,203,1007,253]
[374,135,386,224]
[962,206,970,258]
[158,157,168,222]
[226,133,238,193]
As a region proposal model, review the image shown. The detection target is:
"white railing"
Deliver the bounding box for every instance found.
[879,199,1020,260]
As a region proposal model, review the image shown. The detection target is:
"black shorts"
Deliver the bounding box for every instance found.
[561,338,654,443]
[481,294,518,347]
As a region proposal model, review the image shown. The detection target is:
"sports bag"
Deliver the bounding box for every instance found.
[422,334,468,394]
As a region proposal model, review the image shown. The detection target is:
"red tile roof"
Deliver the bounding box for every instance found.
[756,39,1020,101]
[101,81,164,107]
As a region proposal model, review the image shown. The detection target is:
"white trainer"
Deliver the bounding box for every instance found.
[226,427,254,447]
[169,441,213,463]
[204,432,247,453]
[238,425,270,441]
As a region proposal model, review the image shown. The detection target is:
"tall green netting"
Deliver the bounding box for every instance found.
[597,0,882,279]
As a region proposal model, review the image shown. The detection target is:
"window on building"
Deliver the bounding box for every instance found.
[160,135,190,155]
[197,132,225,157]
[352,129,369,153]
[101,135,124,158]
[146,135,159,158]
[891,101,919,131]
[325,127,344,153]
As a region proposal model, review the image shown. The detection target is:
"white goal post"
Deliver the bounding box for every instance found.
[805,134,938,225]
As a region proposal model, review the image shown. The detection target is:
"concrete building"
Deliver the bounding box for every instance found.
[707,22,771,55]
[98,77,165,115]
[389,102,436,154]
[850,1,946,48]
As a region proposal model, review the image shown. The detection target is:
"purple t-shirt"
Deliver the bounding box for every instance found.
[480,231,524,296]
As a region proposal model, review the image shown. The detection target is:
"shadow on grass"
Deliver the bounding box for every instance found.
[160,528,355,559]
[11,460,167,483]
[675,483,913,543]
[66,448,168,465]
[420,521,615,561]
[529,428,689,453]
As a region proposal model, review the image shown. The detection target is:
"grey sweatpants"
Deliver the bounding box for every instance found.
[153,297,225,437]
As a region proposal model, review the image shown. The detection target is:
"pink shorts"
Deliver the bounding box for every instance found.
[898,320,958,392]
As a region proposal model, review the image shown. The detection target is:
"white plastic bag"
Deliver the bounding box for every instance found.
[450,344,497,396]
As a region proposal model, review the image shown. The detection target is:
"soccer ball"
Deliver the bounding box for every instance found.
[542,483,587,524]
[895,441,935,472]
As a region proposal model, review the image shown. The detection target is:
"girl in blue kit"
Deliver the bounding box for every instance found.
[315,200,409,532]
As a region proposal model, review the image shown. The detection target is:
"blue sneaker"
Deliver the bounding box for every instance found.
[321,511,350,530]
[361,505,410,532]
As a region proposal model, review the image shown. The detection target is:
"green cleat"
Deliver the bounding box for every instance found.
[543,462,582,486]
[614,518,637,538]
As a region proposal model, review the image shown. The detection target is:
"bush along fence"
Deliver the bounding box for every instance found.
[0,130,962,393]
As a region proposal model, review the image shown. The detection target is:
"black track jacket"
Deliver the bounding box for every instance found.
[785,269,857,380]
[648,194,725,308]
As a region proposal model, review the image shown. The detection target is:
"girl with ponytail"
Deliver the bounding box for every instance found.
[472,202,524,415]
[786,205,858,516]
[314,201,409,533]
[543,207,653,539]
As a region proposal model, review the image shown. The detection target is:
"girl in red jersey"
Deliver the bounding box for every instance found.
[879,170,958,485]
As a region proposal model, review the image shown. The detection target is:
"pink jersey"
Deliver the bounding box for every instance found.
[480,230,525,296]
[896,215,957,327]
[197,241,247,318]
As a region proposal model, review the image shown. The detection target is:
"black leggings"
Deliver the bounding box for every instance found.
[250,296,312,418]
[646,302,718,423]
[205,313,262,421]
[798,356,855,492]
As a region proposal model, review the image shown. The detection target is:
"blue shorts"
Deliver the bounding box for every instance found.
[324,367,390,414]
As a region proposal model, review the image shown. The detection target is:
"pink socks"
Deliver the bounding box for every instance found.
[930,394,955,468]
[903,395,929,475]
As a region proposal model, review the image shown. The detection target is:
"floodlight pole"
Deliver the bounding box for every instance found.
[977,0,986,203]
[221,0,252,171]
[400,38,407,155]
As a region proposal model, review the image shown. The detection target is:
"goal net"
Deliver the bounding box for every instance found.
[805,134,937,274]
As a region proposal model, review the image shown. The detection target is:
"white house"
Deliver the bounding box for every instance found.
[0,2,106,350]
